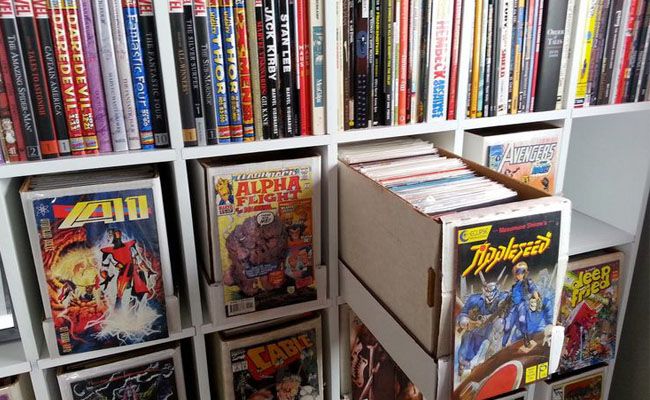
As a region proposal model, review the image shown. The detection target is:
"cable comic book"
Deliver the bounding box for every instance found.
[21,173,172,355]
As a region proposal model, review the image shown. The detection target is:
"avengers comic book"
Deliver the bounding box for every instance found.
[21,174,173,355]
[558,252,622,373]
[214,315,323,400]
[204,156,321,317]
[444,198,570,400]
[550,366,606,400]
[57,347,186,400]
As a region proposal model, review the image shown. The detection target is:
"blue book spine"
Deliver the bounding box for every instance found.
[123,0,153,149]
[208,0,231,143]
[219,0,243,142]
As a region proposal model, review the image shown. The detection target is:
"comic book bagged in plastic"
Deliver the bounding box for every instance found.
[212,314,323,400]
[21,167,174,355]
[57,347,186,399]
[191,156,321,317]
[549,365,607,400]
[558,252,622,373]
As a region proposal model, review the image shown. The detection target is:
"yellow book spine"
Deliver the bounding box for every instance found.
[470,0,483,118]
[575,0,600,106]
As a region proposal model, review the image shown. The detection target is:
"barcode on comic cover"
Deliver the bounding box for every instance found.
[227,298,255,316]
[232,361,248,372]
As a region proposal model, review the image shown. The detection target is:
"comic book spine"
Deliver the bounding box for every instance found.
[483,0,494,117]
[428,0,453,120]
[528,0,544,110]
[207,0,231,143]
[555,0,575,108]
[496,0,513,115]
[575,0,599,106]
[396,0,408,124]
[14,0,59,158]
[183,0,205,144]
[469,0,482,117]
[251,0,270,139]
[263,0,282,138]
[288,0,299,132]
[245,0,264,140]
[193,0,218,144]
[276,0,295,136]
[170,0,197,145]
[625,0,649,102]
[310,0,324,133]
[407,0,422,123]
[586,0,609,106]
[342,0,350,129]
[219,0,244,141]
[614,0,640,102]
[138,0,170,147]
[33,0,70,156]
[510,0,525,113]
[447,0,462,120]
[77,0,111,152]
[0,27,26,160]
[633,0,650,101]
[519,0,535,112]
[476,0,488,117]
[0,60,19,161]
[367,0,375,123]
[108,0,141,149]
[392,0,400,123]
[234,0,255,140]
[353,0,368,128]
[0,3,40,159]
[596,0,624,103]
[92,0,128,151]
[417,0,432,123]
[64,0,99,154]
[295,0,312,134]
[506,0,517,112]
[348,0,355,128]
[372,0,381,124]
[378,0,392,124]
[640,33,650,98]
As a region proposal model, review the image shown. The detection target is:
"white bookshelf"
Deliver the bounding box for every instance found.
[0,0,646,398]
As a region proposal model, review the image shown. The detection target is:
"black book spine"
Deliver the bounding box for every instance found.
[139,2,170,148]
[254,0,271,139]
[632,0,650,100]
[533,0,569,111]
[597,0,625,104]
[288,0,300,135]
[0,16,39,159]
[353,0,369,128]
[625,0,649,101]
[169,0,197,145]
[183,0,204,143]
[491,0,502,116]
[589,0,611,105]
[347,0,355,127]
[192,0,217,144]
[371,0,381,125]
[263,0,281,138]
[640,46,650,99]
[35,5,70,156]
[276,0,295,136]
[380,0,392,125]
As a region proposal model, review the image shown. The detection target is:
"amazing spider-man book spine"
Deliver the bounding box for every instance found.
[0,45,19,162]
[21,176,173,355]
[0,22,26,161]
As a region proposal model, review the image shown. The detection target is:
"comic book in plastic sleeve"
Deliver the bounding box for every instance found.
[57,347,186,400]
[20,170,173,355]
[214,315,323,400]
[558,251,622,373]
[205,156,321,317]
[440,197,571,399]
[550,365,607,400]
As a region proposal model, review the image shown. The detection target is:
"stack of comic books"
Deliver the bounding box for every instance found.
[340,0,462,129]
[210,314,323,400]
[575,0,650,107]
[0,257,19,343]
[169,0,325,146]
[0,0,169,165]
[57,346,187,399]
[463,123,562,193]
[0,375,34,400]
[339,138,519,216]
[190,155,321,320]
[20,167,180,357]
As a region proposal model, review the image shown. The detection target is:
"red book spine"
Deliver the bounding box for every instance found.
[234,0,255,140]
[0,44,19,162]
[447,0,462,120]
[296,0,312,135]
[64,0,98,153]
[615,0,640,103]
[397,0,409,125]
[0,28,24,161]
[48,0,84,155]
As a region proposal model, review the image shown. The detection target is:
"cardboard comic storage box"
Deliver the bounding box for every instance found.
[339,149,568,359]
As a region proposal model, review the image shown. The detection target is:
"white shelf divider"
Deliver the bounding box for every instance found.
[0,341,31,378]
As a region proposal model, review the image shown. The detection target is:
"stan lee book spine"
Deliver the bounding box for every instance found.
[193,0,219,144]
[235,0,255,140]
[219,0,244,141]
[183,0,205,144]
[208,0,231,143]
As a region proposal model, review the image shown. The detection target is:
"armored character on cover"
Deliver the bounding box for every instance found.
[502,262,543,348]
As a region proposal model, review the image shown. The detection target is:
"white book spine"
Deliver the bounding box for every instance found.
[92,0,128,152]
[426,0,454,120]
[408,0,422,122]
[556,0,576,109]
[311,0,325,134]
[108,0,141,150]
[496,0,513,115]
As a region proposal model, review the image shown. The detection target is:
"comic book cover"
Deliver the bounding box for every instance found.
[558,252,622,373]
[349,310,425,400]
[452,209,564,399]
[21,176,171,355]
[209,157,320,317]
[58,347,186,400]
[551,367,606,400]
[216,315,323,400]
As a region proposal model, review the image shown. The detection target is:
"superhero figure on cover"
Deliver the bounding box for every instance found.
[502,262,542,348]
[101,229,156,309]
[456,269,508,376]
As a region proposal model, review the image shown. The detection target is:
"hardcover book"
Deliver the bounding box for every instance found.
[212,315,323,400]
[21,168,174,355]
[192,156,321,317]
[558,251,622,373]
[463,123,562,193]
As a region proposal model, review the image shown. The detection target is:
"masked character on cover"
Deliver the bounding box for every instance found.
[100,229,157,309]
[502,262,542,348]
[456,268,508,376]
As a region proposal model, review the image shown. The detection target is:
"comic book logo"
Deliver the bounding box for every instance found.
[245,333,314,380]
[58,195,150,229]
[570,264,614,307]
[458,225,493,244]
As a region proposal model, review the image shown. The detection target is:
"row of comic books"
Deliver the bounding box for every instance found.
[0,0,169,165]
[169,0,325,147]
[466,0,573,117]
[20,167,178,356]
[575,0,650,107]
[341,0,462,129]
